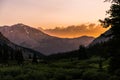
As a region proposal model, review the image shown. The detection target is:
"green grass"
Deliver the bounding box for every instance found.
[0,57,109,80]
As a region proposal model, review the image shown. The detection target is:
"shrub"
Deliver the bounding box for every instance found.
[82,70,109,80]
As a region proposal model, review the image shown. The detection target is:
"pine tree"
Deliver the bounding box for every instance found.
[28,54,32,59]
[2,46,9,64]
[78,45,87,59]
[15,49,24,65]
[10,50,14,60]
[100,0,120,73]
[0,46,3,63]
[32,53,38,64]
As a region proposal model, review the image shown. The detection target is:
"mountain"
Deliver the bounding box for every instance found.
[89,28,113,46]
[0,23,94,55]
[0,32,43,59]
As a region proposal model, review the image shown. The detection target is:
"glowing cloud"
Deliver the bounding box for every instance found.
[0,0,110,29]
[43,23,109,38]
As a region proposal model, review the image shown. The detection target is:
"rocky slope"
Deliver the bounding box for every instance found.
[89,28,113,46]
[0,32,43,58]
[0,23,94,55]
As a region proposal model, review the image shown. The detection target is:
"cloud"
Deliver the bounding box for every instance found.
[43,23,109,38]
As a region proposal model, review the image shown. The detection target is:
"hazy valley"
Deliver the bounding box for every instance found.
[0,0,120,80]
[0,23,94,55]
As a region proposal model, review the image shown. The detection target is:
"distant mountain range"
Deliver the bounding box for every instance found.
[0,23,94,55]
[0,32,43,59]
[89,28,113,46]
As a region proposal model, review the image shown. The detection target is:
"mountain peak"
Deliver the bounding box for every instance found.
[11,23,30,28]
[0,24,94,55]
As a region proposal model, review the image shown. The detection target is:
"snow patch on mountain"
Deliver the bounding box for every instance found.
[0,23,94,55]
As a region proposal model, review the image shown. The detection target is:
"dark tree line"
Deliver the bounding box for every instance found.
[99,0,120,74]
[0,45,24,65]
[0,45,40,65]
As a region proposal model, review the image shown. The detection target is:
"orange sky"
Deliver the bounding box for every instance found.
[43,23,110,38]
[0,0,111,37]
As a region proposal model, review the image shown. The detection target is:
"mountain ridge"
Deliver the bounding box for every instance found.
[89,28,113,46]
[0,32,44,58]
[0,23,94,55]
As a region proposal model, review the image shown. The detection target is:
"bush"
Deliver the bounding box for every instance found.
[25,71,47,80]
[82,70,109,80]
[109,75,120,80]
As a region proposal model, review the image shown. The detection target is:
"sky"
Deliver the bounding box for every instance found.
[43,23,109,38]
[0,0,111,37]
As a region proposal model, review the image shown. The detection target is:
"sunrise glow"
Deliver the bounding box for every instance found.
[0,0,111,37]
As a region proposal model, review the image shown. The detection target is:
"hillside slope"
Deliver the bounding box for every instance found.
[0,23,94,55]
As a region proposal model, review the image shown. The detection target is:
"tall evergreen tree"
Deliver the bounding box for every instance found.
[100,0,120,73]
[32,53,38,64]
[15,49,24,65]
[2,46,9,64]
[28,54,32,59]
[10,50,14,60]
[0,46,4,63]
[78,45,87,59]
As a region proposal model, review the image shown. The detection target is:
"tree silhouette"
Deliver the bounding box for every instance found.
[0,47,4,63]
[100,0,120,37]
[10,50,14,60]
[15,49,24,65]
[32,53,38,64]
[105,0,120,4]
[100,0,120,73]
[78,45,87,59]
[28,54,32,59]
